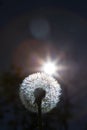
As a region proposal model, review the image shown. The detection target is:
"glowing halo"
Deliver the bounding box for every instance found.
[41,61,57,75]
[19,72,61,113]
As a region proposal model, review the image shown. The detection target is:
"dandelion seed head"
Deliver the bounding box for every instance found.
[19,72,61,113]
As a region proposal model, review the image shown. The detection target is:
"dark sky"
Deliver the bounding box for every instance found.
[0,0,87,82]
[0,0,87,130]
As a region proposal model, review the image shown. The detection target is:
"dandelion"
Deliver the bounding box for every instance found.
[19,72,61,113]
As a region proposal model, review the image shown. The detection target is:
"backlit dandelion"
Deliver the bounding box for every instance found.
[19,72,61,113]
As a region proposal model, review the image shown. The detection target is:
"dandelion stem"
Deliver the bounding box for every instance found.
[37,101,43,130]
[34,88,46,130]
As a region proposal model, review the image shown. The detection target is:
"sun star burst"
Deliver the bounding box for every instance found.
[42,61,57,75]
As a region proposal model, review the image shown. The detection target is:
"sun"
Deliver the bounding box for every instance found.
[34,55,65,77]
[42,61,57,75]
[39,57,59,76]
